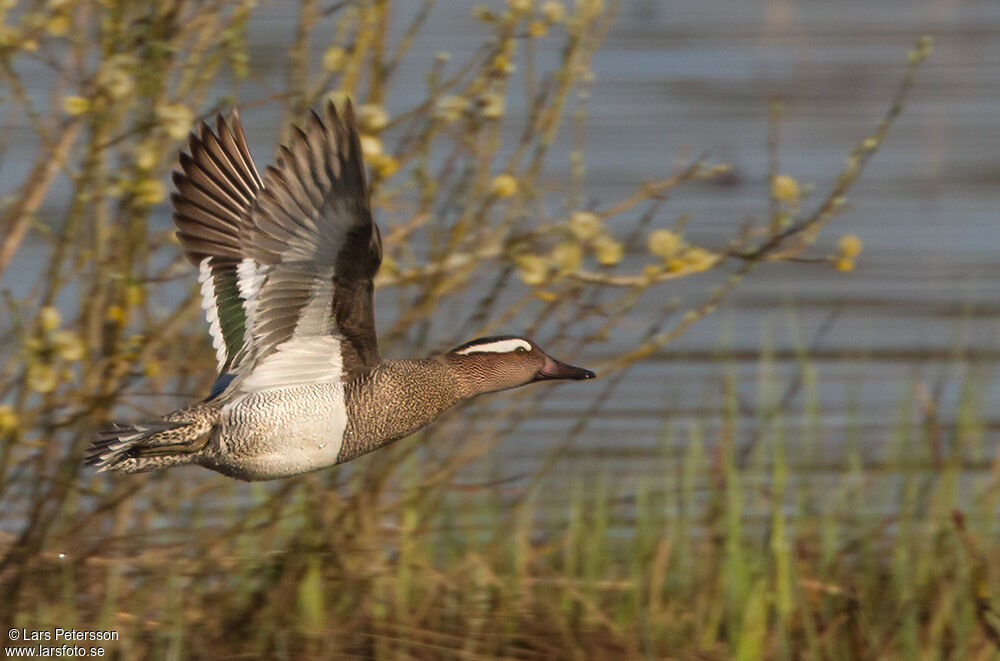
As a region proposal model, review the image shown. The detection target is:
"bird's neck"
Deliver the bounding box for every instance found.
[337,357,463,464]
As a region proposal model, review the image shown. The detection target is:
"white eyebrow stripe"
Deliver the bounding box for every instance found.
[456,339,532,355]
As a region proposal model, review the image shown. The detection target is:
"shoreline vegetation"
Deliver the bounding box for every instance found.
[2,1,990,658]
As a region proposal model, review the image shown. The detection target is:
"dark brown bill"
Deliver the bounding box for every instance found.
[534,354,596,381]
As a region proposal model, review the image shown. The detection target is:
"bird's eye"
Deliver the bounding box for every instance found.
[515,347,529,354]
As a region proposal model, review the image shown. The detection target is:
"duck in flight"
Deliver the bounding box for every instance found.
[87,101,595,480]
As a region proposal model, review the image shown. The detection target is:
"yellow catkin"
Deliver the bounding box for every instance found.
[371,154,400,179]
[683,247,717,272]
[480,93,505,119]
[27,364,58,394]
[647,229,681,259]
[357,104,389,132]
[106,305,126,324]
[323,47,346,72]
[125,284,145,307]
[0,404,18,432]
[771,174,800,203]
[434,95,467,122]
[541,1,566,22]
[359,135,383,157]
[592,234,624,266]
[551,242,583,274]
[641,264,662,281]
[46,14,69,36]
[569,211,602,241]
[158,104,194,140]
[51,330,85,361]
[838,234,863,258]
[515,255,549,285]
[490,174,519,198]
[134,179,166,205]
[62,96,90,116]
[135,142,158,170]
[39,306,61,331]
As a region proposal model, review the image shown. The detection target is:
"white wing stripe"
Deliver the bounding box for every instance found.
[237,257,265,332]
[198,258,227,369]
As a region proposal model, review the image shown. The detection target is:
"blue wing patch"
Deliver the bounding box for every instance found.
[206,373,236,401]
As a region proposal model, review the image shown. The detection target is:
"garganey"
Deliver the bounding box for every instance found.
[87,102,594,480]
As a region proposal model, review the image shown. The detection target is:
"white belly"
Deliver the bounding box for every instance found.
[212,382,347,480]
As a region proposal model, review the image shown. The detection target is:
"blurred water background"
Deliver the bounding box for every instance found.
[4,0,1000,493]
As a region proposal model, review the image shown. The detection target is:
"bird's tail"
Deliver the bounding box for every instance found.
[86,407,217,474]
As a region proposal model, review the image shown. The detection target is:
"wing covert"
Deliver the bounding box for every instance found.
[237,100,382,389]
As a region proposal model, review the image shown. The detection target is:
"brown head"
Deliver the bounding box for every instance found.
[442,335,595,398]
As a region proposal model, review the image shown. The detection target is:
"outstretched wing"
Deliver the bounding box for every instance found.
[172,112,264,374]
[235,101,382,392]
